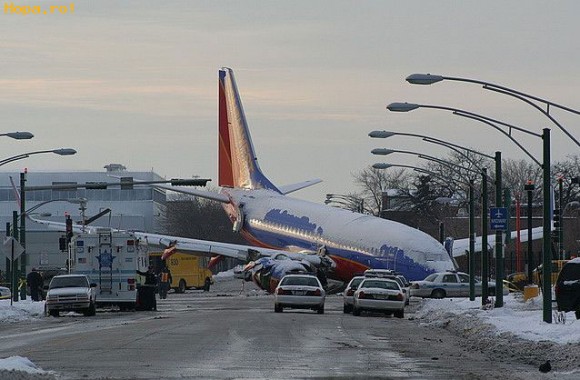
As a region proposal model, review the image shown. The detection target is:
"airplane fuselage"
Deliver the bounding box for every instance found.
[221,188,454,284]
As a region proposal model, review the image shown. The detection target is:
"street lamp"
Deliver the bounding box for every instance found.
[387,101,551,320]
[1,132,34,140]
[0,148,76,167]
[6,149,77,300]
[406,73,580,148]
[369,130,495,170]
[387,103,542,167]
[405,73,580,322]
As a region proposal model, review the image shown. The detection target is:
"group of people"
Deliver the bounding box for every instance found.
[135,264,172,311]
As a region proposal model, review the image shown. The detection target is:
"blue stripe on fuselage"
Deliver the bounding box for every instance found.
[243,224,436,281]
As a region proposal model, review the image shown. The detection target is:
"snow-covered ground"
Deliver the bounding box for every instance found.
[1,276,579,377]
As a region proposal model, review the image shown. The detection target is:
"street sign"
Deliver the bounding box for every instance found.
[490,207,508,231]
[2,236,25,260]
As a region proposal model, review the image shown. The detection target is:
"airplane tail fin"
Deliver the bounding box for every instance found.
[218,68,280,192]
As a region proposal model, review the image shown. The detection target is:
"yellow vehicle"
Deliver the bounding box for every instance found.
[149,252,213,293]
[532,260,569,286]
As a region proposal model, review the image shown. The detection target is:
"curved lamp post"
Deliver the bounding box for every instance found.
[369,130,495,171]
[387,102,542,167]
[406,73,580,148]
[388,100,552,321]
[0,148,76,167]
[4,148,77,301]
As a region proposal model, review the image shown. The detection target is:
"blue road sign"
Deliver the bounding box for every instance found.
[490,207,508,231]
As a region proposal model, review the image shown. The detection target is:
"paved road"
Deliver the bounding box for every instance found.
[0,278,547,379]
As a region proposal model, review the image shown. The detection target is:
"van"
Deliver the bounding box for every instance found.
[149,252,213,293]
[555,258,580,319]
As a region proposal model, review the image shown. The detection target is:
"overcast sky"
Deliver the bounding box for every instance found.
[1,1,579,203]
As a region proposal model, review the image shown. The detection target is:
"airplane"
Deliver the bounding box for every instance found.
[31,67,457,293]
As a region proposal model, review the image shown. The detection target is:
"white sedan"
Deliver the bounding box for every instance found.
[274,274,326,314]
[353,278,405,318]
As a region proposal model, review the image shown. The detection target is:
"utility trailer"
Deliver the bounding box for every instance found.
[71,229,148,310]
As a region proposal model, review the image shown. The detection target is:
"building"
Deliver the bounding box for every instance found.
[0,165,167,275]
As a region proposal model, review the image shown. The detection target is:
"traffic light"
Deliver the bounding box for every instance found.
[59,235,67,252]
[553,208,561,229]
[65,215,73,242]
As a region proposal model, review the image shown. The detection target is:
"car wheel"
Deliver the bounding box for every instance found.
[343,304,352,313]
[394,309,404,319]
[203,278,211,292]
[177,279,186,294]
[353,307,361,316]
[431,289,446,299]
[274,304,283,313]
[49,309,59,317]
[317,306,324,314]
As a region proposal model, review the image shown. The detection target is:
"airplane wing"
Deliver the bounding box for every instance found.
[147,184,230,203]
[277,179,322,195]
[27,215,328,266]
[451,226,546,257]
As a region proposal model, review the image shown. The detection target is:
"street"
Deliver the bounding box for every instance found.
[0,278,550,379]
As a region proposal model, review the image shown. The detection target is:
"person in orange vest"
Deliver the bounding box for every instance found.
[158,265,173,299]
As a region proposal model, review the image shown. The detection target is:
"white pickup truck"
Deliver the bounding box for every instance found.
[45,274,97,317]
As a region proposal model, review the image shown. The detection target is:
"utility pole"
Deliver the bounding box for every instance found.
[19,171,27,300]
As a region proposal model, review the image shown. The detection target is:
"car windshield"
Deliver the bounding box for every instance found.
[49,276,89,289]
[281,276,319,287]
[360,280,399,290]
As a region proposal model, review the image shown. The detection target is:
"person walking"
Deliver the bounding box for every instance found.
[26,268,44,301]
[158,265,172,300]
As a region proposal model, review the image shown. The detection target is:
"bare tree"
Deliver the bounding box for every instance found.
[162,193,246,245]
[351,166,412,215]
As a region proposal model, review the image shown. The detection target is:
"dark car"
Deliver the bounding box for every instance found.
[555,258,580,319]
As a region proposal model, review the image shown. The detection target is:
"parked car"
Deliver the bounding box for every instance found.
[555,258,580,319]
[343,276,365,313]
[45,274,97,317]
[352,278,405,318]
[274,274,325,314]
[0,286,11,300]
[410,271,503,299]
[363,269,410,305]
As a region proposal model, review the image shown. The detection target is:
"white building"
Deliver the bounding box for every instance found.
[0,165,168,275]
